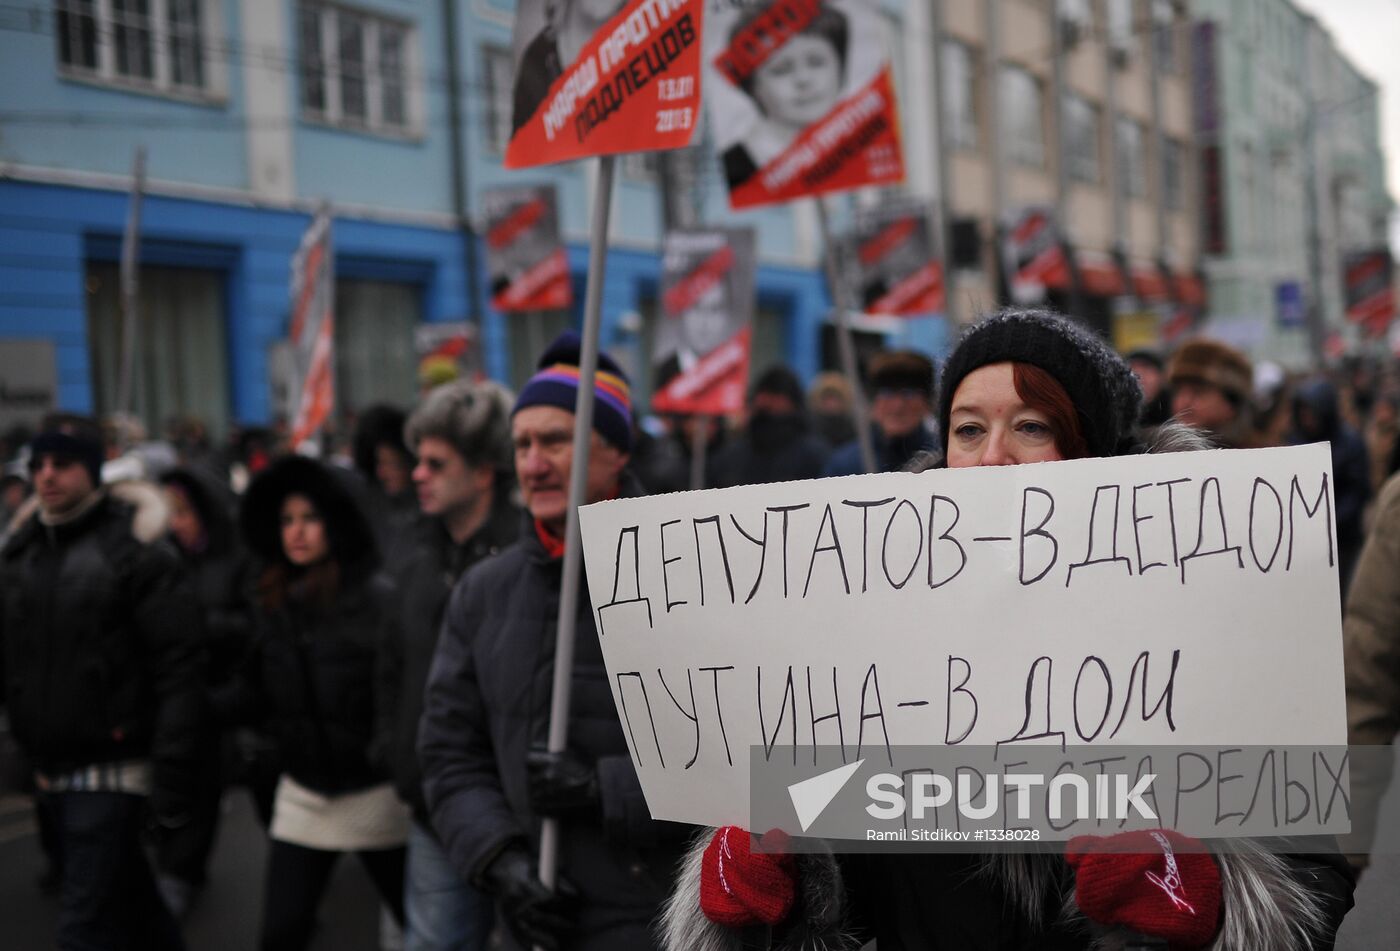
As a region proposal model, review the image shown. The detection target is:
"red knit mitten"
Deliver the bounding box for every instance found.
[699,826,797,927]
[1065,830,1222,950]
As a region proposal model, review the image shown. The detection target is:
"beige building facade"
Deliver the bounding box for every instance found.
[903,0,1202,350]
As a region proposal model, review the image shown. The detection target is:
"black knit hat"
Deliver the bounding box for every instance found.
[938,308,1143,458]
[239,455,379,579]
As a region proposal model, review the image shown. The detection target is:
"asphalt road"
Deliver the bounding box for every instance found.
[0,788,389,951]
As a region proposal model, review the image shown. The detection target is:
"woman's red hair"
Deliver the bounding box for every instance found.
[1012,363,1090,460]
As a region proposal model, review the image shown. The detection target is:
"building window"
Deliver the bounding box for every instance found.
[1108,0,1134,60]
[1063,93,1100,184]
[942,40,979,151]
[54,0,217,97]
[1163,137,1184,210]
[1115,117,1146,198]
[1057,0,1092,44]
[482,43,514,153]
[1152,0,1177,73]
[999,66,1045,168]
[298,3,417,136]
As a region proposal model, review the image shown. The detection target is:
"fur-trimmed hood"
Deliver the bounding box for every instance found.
[660,830,1336,951]
[5,479,170,546]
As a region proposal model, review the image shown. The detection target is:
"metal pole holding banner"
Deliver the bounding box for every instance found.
[538,154,617,896]
[116,146,147,422]
[689,416,708,490]
[815,198,877,475]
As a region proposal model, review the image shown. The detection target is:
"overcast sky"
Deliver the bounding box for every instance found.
[1288,0,1400,249]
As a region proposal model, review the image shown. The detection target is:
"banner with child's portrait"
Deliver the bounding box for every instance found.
[846,202,944,316]
[705,0,905,210]
[505,0,705,168]
[652,228,756,416]
[483,185,573,312]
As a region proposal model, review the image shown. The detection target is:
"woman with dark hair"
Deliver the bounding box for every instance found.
[662,309,1355,951]
[721,2,850,190]
[227,456,408,951]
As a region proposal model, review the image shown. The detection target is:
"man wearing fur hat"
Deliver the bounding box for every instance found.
[1168,339,1257,449]
[0,413,202,949]
[823,350,939,476]
[379,380,521,950]
[419,334,684,950]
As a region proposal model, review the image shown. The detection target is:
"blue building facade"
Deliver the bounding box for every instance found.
[0,0,945,433]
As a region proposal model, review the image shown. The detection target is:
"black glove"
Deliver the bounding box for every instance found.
[526,747,600,820]
[483,847,576,951]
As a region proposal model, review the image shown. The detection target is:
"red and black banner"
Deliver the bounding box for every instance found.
[1343,249,1395,336]
[706,0,905,210]
[845,204,944,316]
[652,228,756,416]
[483,185,573,313]
[1002,207,1070,303]
[504,0,705,168]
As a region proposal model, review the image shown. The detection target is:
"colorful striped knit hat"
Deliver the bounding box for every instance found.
[513,331,633,451]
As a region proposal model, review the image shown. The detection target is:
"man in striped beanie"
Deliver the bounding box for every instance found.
[508,330,633,550]
[421,332,685,951]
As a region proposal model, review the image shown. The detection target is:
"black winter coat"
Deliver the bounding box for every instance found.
[0,487,204,813]
[161,466,255,681]
[420,480,686,951]
[380,498,519,823]
[224,578,394,796]
[707,414,829,489]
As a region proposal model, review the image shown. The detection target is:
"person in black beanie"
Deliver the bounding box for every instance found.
[823,350,939,476]
[661,309,1356,951]
[2,413,202,950]
[708,365,830,488]
[937,307,1144,461]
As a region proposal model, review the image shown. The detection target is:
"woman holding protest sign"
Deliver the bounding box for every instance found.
[660,309,1355,951]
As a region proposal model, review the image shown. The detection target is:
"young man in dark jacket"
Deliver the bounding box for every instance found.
[420,333,683,951]
[0,414,202,950]
[381,380,520,950]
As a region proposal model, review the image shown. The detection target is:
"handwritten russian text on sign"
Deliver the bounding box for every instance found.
[578,446,1346,832]
[707,0,905,209]
[652,228,756,416]
[505,0,704,169]
[845,203,944,317]
[484,185,573,313]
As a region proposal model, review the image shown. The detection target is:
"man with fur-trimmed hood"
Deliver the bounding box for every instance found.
[1,413,202,949]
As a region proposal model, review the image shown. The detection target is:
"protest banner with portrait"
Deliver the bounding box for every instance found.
[504,0,705,169]
[1342,249,1395,337]
[578,445,1349,839]
[845,202,944,317]
[483,185,573,313]
[706,0,905,209]
[652,228,757,416]
[1002,206,1071,304]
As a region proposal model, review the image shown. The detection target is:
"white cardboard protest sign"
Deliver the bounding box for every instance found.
[578,445,1346,830]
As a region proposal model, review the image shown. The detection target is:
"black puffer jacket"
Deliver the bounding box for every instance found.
[160,466,255,681]
[228,580,393,795]
[381,495,519,822]
[420,476,687,951]
[220,455,393,796]
[0,485,203,812]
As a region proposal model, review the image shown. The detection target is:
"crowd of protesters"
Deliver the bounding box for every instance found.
[11,308,1400,949]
